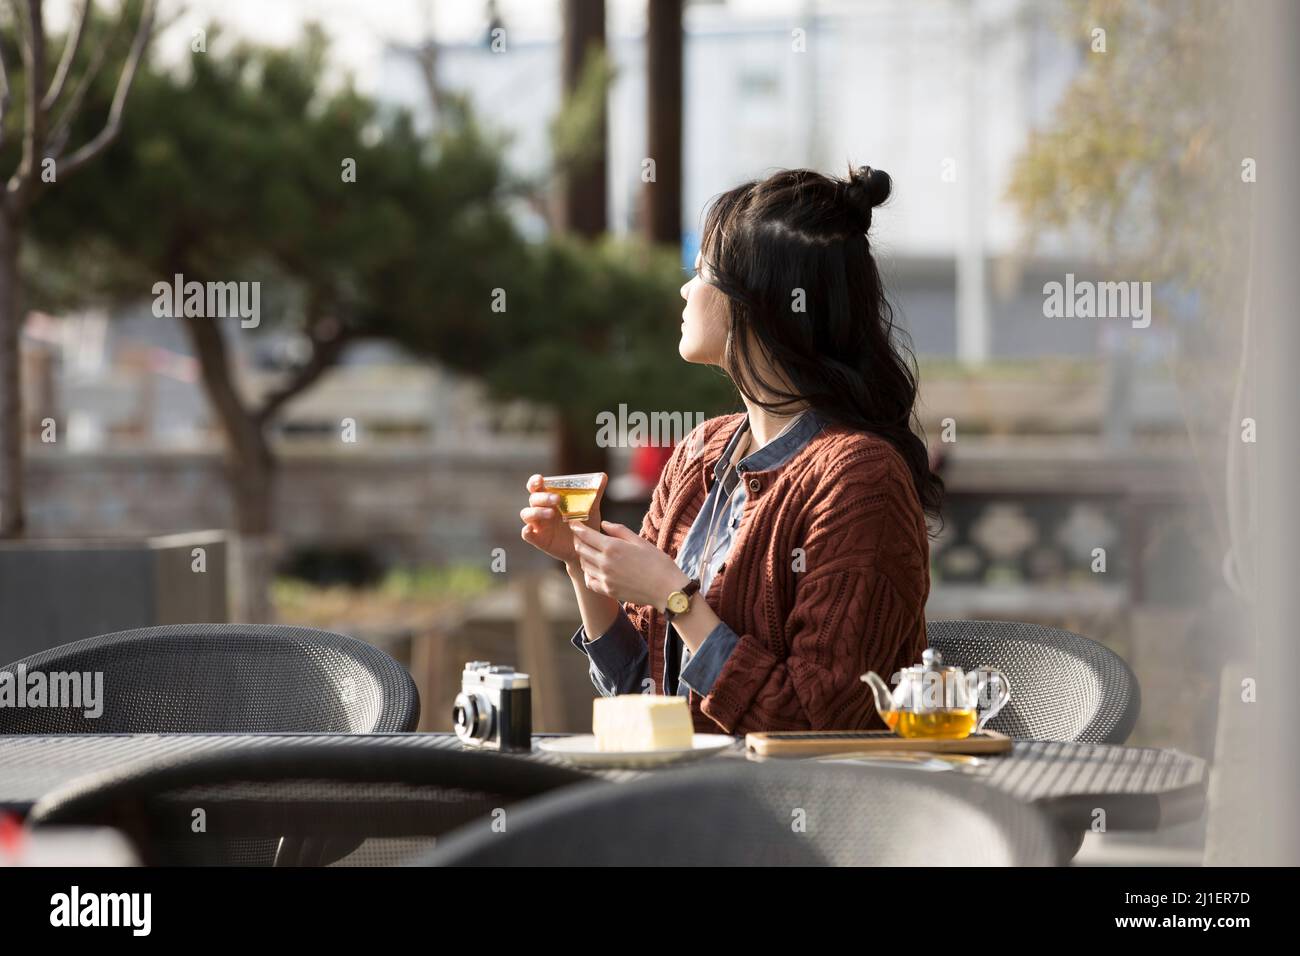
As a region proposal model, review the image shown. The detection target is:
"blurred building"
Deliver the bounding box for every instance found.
[381,0,1122,361]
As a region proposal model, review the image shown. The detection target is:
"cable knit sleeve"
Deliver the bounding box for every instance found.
[617,425,699,643]
[569,429,694,692]
[699,451,930,735]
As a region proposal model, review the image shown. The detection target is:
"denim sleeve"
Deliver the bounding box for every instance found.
[570,608,650,697]
[677,621,740,697]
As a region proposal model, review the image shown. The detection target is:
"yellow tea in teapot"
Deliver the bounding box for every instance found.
[882,708,978,739]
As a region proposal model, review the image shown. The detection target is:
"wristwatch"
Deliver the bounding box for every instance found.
[664,579,701,619]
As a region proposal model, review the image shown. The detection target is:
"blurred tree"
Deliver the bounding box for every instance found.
[552,0,612,474]
[558,0,607,238]
[398,1,705,478]
[28,26,732,615]
[28,25,522,617]
[404,233,733,454]
[0,0,156,538]
[1005,0,1255,596]
[643,0,683,246]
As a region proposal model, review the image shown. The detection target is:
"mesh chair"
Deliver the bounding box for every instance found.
[418,759,1064,866]
[0,623,419,734]
[926,619,1141,744]
[25,742,594,866]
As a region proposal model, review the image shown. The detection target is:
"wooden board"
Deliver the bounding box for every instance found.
[745,729,1013,758]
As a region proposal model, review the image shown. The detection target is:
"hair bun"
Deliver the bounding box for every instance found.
[859,166,891,207]
[842,165,891,230]
[850,165,891,208]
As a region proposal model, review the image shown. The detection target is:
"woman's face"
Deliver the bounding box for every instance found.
[678,251,728,364]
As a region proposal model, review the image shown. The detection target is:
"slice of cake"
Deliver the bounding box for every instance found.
[593,694,694,752]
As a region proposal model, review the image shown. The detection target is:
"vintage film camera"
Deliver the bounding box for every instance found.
[451,662,532,752]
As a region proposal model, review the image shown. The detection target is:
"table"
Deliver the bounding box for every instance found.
[0,732,1206,837]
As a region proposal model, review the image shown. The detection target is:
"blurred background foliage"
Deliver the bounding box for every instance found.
[1006,0,1253,572]
[22,22,733,443]
[1008,0,1251,308]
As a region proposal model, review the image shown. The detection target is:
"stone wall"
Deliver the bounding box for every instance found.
[25,442,555,570]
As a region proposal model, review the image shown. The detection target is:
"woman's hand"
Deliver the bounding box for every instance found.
[519,473,606,567]
[570,520,690,610]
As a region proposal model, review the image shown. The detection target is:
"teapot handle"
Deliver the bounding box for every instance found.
[967,667,1011,731]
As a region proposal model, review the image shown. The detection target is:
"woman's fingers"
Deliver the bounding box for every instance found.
[570,521,605,546]
[600,521,638,542]
[572,537,605,569]
[573,534,608,571]
[520,478,580,563]
[574,525,621,562]
[572,544,612,594]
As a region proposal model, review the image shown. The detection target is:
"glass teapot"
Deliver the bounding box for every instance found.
[861,649,1011,739]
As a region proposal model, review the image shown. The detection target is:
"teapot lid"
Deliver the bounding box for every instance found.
[902,647,963,676]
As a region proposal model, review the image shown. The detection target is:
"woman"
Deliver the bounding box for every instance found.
[520,165,942,735]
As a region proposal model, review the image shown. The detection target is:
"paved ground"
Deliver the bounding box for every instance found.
[1071,815,1206,866]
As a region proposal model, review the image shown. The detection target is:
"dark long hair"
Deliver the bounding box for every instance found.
[698,164,944,530]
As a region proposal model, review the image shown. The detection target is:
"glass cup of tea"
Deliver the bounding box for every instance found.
[541,472,603,522]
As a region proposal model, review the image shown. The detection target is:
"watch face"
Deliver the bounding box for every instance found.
[668,592,689,614]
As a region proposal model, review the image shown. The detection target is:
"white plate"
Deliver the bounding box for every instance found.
[536,734,737,769]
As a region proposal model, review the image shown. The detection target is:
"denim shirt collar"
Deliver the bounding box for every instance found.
[710,408,825,481]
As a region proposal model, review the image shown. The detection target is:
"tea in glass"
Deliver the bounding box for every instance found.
[881,708,978,739]
[541,472,602,521]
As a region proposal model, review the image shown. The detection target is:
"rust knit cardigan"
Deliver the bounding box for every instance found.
[622,411,931,736]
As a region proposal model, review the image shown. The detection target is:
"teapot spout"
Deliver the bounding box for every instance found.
[860,671,893,719]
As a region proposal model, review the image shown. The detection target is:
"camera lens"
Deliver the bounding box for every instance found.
[452,691,492,744]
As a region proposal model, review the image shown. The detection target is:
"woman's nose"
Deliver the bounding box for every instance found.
[680,278,692,300]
